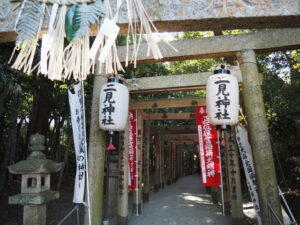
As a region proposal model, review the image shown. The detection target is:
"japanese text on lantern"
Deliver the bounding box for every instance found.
[102,84,116,126]
[215,78,231,120]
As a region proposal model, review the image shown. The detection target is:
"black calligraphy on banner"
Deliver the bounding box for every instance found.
[102,84,116,126]
[68,83,86,204]
[236,125,262,225]
[215,79,231,120]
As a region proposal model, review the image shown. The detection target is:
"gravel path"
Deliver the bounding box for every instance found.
[128,175,231,225]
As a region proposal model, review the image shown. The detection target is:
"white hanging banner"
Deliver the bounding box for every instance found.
[236,125,262,225]
[68,83,86,203]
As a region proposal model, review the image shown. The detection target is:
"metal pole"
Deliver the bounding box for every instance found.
[278,186,297,224]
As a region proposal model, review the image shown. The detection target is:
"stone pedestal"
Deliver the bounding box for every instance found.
[24,205,46,225]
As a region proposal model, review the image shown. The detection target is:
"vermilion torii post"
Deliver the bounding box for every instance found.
[237,49,282,225]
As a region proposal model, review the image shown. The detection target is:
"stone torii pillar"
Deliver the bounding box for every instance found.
[237,50,282,224]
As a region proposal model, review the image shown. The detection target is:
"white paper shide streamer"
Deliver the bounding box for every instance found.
[68,83,86,203]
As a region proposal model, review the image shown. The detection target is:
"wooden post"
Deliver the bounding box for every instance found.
[84,75,107,225]
[132,110,143,214]
[154,132,160,192]
[117,122,129,225]
[143,120,151,202]
[226,129,244,224]
[237,49,282,224]
[172,144,176,182]
[167,142,172,184]
[160,137,165,188]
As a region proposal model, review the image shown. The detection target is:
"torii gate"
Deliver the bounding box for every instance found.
[1,1,300,225]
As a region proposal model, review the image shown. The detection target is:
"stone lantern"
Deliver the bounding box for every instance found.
[8,133,62,225]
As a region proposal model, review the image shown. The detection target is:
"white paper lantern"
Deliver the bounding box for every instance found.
[99,78,129,131]
[206,68,239,126]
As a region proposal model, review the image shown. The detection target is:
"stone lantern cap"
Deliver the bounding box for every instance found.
[8,133,62,174]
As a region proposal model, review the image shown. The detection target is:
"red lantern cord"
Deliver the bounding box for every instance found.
[106,135,116,151]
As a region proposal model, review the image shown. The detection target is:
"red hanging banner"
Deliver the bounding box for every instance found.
[195,106,221,187]
[128,109,137,190]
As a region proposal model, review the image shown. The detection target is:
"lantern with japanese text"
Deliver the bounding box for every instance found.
[206,65,239,129]
[99,75,129,150]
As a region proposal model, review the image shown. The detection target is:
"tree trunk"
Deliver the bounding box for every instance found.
[0,88,20,191]
[56,136,72,190]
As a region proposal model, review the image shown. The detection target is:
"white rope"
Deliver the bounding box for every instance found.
[80,81,92,225]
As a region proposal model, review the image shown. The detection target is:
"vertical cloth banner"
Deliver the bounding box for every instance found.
[128,109,137,190]
[236,125,262,225]
[195,106,220,186]
[68,83,86,203]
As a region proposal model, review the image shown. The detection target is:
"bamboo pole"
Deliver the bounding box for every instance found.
[225,129,244,224]
[117,122,129,225]
[84,74,107,225]
[237,49,282,224]
[143,120,151,202]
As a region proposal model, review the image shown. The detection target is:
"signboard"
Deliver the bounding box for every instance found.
[236,125,262,225]
[195,106,221,186]
[68,83,86,203]
[128,109,137,190]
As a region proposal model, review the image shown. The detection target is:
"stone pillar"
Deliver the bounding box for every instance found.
[237,49,282,224]
[24,205,46,225]
[117,123,129,225]
[84,74,107,225]
[108,158,118,218]
[226,129,243,225]
[143,121,151,202]
[132,110,143,214]
[154,133,160,192]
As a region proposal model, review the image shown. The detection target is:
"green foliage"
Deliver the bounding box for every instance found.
[16,1,44,42]
[258,50,300,188]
